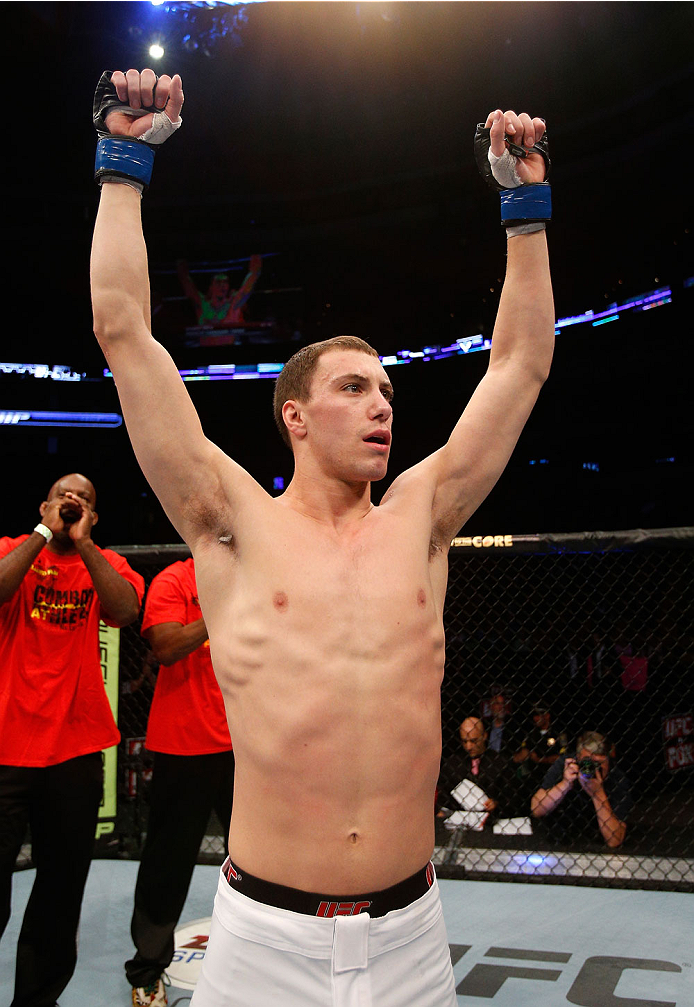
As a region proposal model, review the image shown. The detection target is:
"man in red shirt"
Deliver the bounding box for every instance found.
[0,473,144,1007]
[125,558,233,1007]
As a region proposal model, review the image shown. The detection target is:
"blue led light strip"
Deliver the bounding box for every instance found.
[5,283,675,388]
[0,411,122,428]
[555,286,672,330]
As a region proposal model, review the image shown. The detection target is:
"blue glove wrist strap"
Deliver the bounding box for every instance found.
[94,136,155,189]
[500,182,552,225]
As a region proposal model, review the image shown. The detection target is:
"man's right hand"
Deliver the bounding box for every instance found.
[40,497,70,537]
[562,757,579,787]
[105,69,184,139]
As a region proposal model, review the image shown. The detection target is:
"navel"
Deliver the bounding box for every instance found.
[417,589,427,608]
[273,590,289,612]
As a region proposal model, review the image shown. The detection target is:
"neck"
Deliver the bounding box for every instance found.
[46,535,78,557]
[280,469,373,527]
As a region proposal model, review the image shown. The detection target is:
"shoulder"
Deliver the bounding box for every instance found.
[188,453,273,546]
[149,560,190,592]
[99,546,143,579]
[0,534,29,556]
[381,453,442,507]
[540,755,565,787]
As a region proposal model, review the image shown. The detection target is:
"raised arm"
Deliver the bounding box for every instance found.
[397,110,554,547]
[176,258,203,314]
[224,253,262,320]
[90,70,258,546]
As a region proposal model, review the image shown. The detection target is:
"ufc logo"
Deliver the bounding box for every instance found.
[450,945,683,1006]
[316,900,372,917]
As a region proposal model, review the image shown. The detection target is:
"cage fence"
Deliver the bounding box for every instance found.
[436,528,694,891]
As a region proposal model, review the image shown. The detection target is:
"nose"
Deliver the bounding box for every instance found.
[369,391,392,422]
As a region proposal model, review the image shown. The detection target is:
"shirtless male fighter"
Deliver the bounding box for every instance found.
[90,68,553,1007]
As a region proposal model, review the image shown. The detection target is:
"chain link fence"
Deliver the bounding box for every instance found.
[436,528,694,891]
[61,528,694,890]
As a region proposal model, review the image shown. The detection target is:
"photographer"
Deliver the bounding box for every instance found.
[531,731,632,849]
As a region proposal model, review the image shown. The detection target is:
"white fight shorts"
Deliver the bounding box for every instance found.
[190,865,458,1007]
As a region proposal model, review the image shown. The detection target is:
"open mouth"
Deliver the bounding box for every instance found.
[363,431,391,447]
[60,505,81,523]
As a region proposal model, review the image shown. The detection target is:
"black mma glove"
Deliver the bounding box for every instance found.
[93,71,182,192]
[474,123,551,234]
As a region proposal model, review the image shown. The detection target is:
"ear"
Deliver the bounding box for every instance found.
[282,399,307,441]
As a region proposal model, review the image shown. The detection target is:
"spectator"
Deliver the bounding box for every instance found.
[483,688,519,755]
[437,717,514,831]
[514,703,567,768]
[125,557,234,1007]
[177,255,262,329]
[0,473,143,1007]
[531,730,632,848]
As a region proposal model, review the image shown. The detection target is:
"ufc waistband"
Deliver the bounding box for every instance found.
[222,856,435,918]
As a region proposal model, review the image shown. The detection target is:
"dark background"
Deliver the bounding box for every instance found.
[3,1,693,545]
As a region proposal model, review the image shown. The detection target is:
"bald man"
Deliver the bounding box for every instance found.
[437,717,513,829]
[0,474,144,1007]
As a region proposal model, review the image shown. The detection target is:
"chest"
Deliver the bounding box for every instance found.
[267,521,433,614]
[197,508,442,636]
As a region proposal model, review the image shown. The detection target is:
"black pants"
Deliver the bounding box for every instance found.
[125,750,234,988]
[0,752,103,1007]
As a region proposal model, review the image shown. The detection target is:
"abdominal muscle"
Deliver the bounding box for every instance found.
[205,555,445,893]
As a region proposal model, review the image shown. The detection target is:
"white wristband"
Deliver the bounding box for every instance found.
[34,523,53,543]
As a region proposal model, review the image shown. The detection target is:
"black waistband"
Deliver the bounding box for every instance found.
[222,857,435,918]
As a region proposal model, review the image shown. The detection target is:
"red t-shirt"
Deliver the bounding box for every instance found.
[141,558,231,755]
[0,535,145,767]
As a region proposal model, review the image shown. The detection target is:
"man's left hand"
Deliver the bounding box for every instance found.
[105,68,184,140]
[62,493,96,545]
[578,762,606,798]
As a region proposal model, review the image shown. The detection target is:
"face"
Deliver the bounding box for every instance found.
[459,720,487,757]
[43,474,97,526]
[209,277,230,301]
[490,694,506,719]
[293,349,394,483]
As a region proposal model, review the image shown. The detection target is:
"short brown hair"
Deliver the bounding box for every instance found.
[577,730,610,756]
[273,336,380,448]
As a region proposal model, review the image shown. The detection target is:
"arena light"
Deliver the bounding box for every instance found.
[138,1,269,56]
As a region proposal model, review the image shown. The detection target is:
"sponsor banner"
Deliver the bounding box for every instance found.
[662,712,694,773]
[452,534,514,549]
[97,622,120,839]
[170,918,211,991]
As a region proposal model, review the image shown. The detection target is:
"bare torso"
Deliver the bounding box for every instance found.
[193,480,448,893]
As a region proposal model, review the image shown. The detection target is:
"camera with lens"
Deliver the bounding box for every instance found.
[577,756,598,778]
